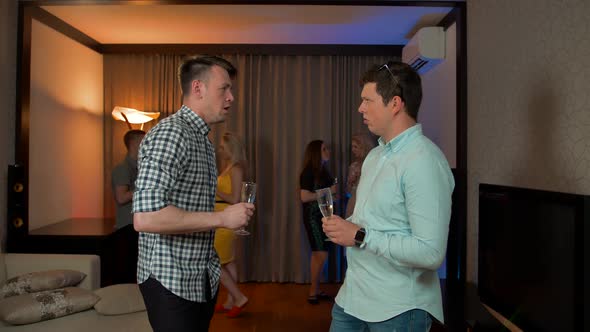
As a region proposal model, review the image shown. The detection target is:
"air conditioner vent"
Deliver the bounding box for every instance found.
[402,27,445,74]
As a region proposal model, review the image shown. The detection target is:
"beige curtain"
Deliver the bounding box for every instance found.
[104,53,393,282]
[104,54,183,220]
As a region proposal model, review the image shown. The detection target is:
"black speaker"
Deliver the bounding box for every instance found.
[7,164,28,251]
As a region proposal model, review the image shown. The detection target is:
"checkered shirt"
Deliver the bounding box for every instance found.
[133,105,219,302]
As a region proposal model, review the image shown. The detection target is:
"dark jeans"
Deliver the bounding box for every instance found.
[330,304,432,332]
[139,277,217,332]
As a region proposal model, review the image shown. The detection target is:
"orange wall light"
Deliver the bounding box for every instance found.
[111,106,160,129]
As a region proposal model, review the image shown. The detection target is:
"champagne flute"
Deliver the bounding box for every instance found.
[316,187,334,218]
[316,187,334,242]
[235,181,256,236]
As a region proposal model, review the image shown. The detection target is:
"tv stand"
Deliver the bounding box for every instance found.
[480,304,523,332]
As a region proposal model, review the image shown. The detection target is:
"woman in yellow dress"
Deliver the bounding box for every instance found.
[214,132,249,318]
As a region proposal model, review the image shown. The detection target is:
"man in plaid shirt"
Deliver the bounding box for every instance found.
[133,56,255,331]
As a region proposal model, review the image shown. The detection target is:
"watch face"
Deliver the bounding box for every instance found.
[355,228,366,243]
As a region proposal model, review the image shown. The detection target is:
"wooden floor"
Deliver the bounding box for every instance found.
[210,283,341,332]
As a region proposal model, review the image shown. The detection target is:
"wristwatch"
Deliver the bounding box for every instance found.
[354,228,366,248]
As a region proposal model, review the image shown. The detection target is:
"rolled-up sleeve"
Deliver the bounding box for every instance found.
[133,123,187,213]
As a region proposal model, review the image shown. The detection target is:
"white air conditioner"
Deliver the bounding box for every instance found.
[402,27,445,74]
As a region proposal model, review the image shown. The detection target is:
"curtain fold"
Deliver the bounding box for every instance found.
[104,53,394,282]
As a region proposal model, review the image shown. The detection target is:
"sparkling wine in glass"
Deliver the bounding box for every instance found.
[316,187,334,242]
[235,181,256,236]
[316,187,334,218]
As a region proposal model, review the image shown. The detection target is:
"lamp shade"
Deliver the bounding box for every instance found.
[112,106,160,124]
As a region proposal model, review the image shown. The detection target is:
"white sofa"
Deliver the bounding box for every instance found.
[0,253,151,332]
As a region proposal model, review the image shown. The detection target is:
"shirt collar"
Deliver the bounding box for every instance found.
[378,124,422,153]
[179,105,211,136]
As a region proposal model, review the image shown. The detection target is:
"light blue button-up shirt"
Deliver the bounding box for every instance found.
[335,124,454,323]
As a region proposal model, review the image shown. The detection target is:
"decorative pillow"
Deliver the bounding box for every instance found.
[94,283,146,315]
[0,287,99,325]
[0,270,86,299]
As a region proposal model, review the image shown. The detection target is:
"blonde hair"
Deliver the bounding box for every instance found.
[351,133,375,161]
[220,132,247,172]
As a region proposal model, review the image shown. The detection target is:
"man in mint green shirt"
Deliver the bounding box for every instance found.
[323,61,454,331]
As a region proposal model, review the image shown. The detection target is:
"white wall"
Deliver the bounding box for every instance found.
[420,23,457,168]
[29,19,104,230]
[418,22,457,279]
[0,0,17,249]
[468,0,590,283]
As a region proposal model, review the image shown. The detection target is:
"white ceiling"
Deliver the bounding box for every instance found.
[41,4,453,45]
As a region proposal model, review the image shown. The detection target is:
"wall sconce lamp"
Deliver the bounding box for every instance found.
[111,106,160,130]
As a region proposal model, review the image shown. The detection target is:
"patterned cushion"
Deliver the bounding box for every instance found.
[0,287,100,325]
[0,270,86,299]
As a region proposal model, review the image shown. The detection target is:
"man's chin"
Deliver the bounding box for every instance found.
[366,125,379,136]
[210,114,227,124]
[210,117,226,125]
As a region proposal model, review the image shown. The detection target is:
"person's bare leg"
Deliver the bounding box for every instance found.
[221,261,238,308]
[226,261,239,283]
[222,287,233,309]
[220,263,248,308]
[309,251,328,297]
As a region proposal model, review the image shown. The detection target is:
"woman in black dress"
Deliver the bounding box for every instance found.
[299,140,336,304]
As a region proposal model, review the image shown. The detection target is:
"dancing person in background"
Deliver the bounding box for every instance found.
[213,132,249,318]
[344,133,375,219]
[111,129,145,284]
[322,61,454,331]
[299,140,337,305]
[133,56,254,332]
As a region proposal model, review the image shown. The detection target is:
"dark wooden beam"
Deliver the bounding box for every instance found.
[456,3,467,173]
[27,6,101,52]
[438,6,458,30]
[22,1,461,7]
[16,4,31,168]
[13,4,32,251]
[101,44,403,56]
[446,3,467,331]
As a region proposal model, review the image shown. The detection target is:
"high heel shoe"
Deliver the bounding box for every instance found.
[307,295,319,304]
[317,291,333,300]
[215,304,230,313]
[226,300,248,318]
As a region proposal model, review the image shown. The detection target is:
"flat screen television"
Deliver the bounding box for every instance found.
[478,184,589,332]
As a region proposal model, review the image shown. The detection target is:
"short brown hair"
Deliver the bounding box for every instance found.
[123,130,145,149]
[360,61,422,121]
[178,55,237,97]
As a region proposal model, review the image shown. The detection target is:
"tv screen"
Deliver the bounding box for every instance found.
[478,184,588,332]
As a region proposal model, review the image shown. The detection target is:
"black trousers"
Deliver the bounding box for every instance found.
[139,277,217,332]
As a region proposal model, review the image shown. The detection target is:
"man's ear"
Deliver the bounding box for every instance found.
[388,96,403,115]
[192,80,203,98]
